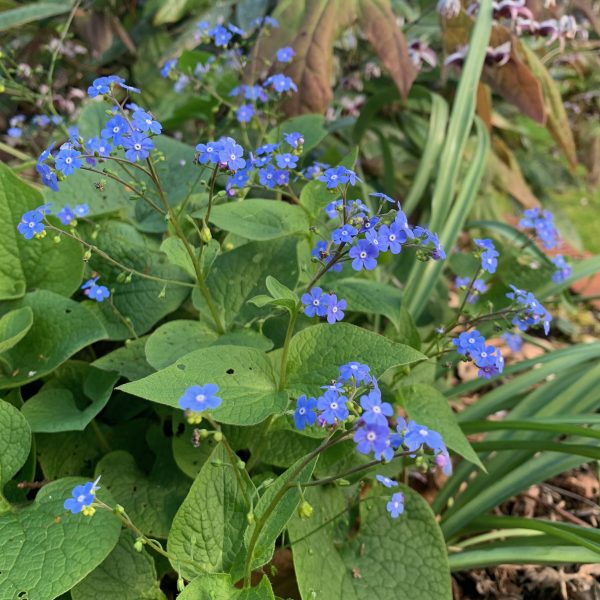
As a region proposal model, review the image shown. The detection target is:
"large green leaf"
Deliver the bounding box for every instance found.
[21,361,119,433]
[95,447,190,539]
[167,444,255,580]
[0,307,33,354]
[0,399,31,507]
[399,383,484,469]
[0,290,106,389]
[0,2,72,31]
[0,163,84,300]
[85,221,189,339]
[0,478,120,599]
[120,345,286,426]
[289,486,452,599]
[192,238,299,329]
[72,531,166,600]
[144,319,272,370]
[93,337,154,381]
[178,574,275,600]
[285,323,425,396]
[209,199,309,241]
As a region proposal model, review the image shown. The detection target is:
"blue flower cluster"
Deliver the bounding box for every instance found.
[64,476,101,516]
[35,77,161,192]
[502,331,523,352]
[301,287,346,324]
[178,383,222,424]
[455,276,488,304]
[506,285,552,335]
[17,202,89,239]
[81,276,110,302]
[519,208,560,250]
[551,255,571,283]
[452,330,505,379]
[293,362,451,517]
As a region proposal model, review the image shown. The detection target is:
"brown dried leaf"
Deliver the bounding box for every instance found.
[443,13,545,124]
[74,11,114,59]
[476,83,493,130]
[357,0,417,99]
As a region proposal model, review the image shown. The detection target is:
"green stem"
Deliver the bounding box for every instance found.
[278,309,298,391]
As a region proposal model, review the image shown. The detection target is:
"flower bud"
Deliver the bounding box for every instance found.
[113,504,125,515]
[177,576,185,592]
[83,250,92,261]
[246,512,255,525]
[237,459,246,470]
[200,224,212,243]
[213,431,223,442]
[297,500,313,520]
[134,539,144,552]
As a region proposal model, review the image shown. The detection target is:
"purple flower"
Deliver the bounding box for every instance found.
[317,390,349,425]
[178,384,221,412]
[294,395,317,430]
[386,492,405,518]
[349,239,379,271]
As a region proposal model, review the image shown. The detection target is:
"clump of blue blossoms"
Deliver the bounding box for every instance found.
[453,330,505,379]
[455,276,488,304]
[551,255,571,283]
[474,238,499,274]
[519,208,560,250]
[292,362,451,518]
[178,383,222,424]
[506,285,552,335]
[64,476,101,516]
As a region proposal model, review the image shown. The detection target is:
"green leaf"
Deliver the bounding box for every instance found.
[0,478,120,599]
[93,337,155,381]
[145,319,273,370]
[167,444,255,580]
[0,307,33,354]
[0,163,84,300]
[21,361,119,433]
[285,323,425,396]
[242,457,317,575]
[289,486,452,599]
[334,278,403,330]
[72,531,166,600]
[0,290,106,390]
[120,345,287,426]
[85,221,190,339]
[160,237,197,280]
[153,0,190,25]
[193,238,299,329]
[0,2,72,31]
[178,574,275,600]
[0,399,31,503]
[96,448,190,539]
[172,417,219,478]
[209,199,309,241]
[399,383,484,469]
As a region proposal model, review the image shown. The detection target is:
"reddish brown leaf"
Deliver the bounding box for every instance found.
[476,82,493,130]
[357,0,417,100]
[443,13,546,124]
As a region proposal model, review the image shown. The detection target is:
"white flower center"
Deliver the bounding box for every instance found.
[373,406,381,413]
[330,402,338,410]
[299,407,306,415]
[312,299,319,306]
[367,432,376,441]
[134,143,142,151]
[419,429,428,436]
[65,157,72,164]
[331,307,338,313]
[77,494,86,503]
[195,394,206,403]
[113,126,119,133]
[360,251,367,259]
[389,234,396,241]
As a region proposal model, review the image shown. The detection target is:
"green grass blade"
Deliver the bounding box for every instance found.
[470,440,600,460]
[461,419,600,440]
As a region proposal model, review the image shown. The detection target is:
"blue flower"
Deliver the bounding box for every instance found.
[73,204,89,218]
[264,74,298,93]
[88,76,113,98]
[55,148,82,176]
[376,474,398,488]
[275,153,298,169]
[37,164,58,192]
[123,132,154,162]
[160,58,177,78]
[301,287,329,317]
[324,293,346,324]
[231,84,269,103]
[311,241,342,272]
[331,225,357,244]
[435,449,453,476]
[386,492,405,518]
[209,25,232,47]
[506,285,552,335]
[276,46,296,62]
[502,332,523,352]
[86,137,112,157]
[17,208,45,239]
[57,205,75,225]
[319,166,357,189]
[413,226,445,260]
[251,15,279,28]
[403,421,445,453]
[258,164,277,188]
[377,223,406,254]
[354,422,389,455]
[64,476,101,516]
[132,110,162,135]
[256,143,279,156]
[101,115,130,145]
[274,169,289,186]
[360,390,393,427]
[317,390,349,425]
[196,141,223,165]
[284,132,303,148]
[226,169,250,191]
[551,255,571,283]
[7,126,22,138]
[519,208,560,250]
[236,104,255,124]
[294,395,317,430]
[338,362,371,384]
[370,192,395,203]
[81,277,110,302]
[349,239,379,271]
[228,23,245,36]
[219,138,246,171]
[474,238,499,274]
[178,384,222,412]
